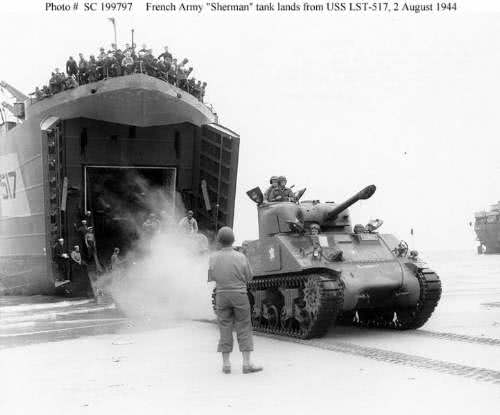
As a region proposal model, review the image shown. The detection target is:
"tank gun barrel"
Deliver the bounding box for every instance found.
[326,185,376,221]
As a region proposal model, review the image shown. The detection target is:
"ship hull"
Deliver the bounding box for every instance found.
[1,75,239,295]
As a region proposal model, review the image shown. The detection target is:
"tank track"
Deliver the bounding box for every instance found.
[344,268,442,330]
[248,272,344,339]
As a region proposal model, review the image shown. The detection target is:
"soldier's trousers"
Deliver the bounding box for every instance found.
[215,291,254,353]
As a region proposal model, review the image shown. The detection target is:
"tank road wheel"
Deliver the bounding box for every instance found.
[297,274,344,339]
[394,269,442,330]
[265,305,280,328]
[248,273,344,339]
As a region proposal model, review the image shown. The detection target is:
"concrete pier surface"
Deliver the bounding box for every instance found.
[1,249,500,414]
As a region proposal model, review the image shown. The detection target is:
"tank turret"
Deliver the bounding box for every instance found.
[248,184,377,237]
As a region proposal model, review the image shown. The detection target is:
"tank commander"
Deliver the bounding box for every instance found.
[208,226,262,374]
[277,176,295,201]
[264,176,279,201]
[66,56,78,79]
[53,238,70,282]
[178,210,198,234]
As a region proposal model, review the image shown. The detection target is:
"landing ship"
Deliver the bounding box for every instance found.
[0,71,239,296]
[474,201,500,254]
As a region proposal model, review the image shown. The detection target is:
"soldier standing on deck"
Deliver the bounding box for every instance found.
[88,55,98,82]
[78,53,88,84]
[66,56,78,79]
[122,52,135,75]
[208,227,263,374]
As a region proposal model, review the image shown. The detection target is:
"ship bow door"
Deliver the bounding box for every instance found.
[41,117,66,283]
[193,124,240,233]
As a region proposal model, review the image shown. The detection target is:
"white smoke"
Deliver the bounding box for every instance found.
[106,231,213,321]
[92,173,216,323]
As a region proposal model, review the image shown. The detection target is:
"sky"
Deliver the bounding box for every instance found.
[1,0,499,251]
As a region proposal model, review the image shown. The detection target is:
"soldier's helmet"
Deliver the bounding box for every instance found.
[269,175,278,184]
[278,175,287,185]
[217,226,235,246]
[310,223,321,234]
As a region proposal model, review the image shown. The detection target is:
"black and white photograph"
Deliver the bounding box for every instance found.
[1,0,499,413]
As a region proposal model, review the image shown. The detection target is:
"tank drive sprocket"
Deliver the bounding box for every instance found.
[248,272,344,339]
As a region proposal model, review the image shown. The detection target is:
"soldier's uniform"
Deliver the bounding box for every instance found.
[88,56,98,82]
[122,54,135,75]
[66,57,78,78]
[264,176,279,202]
[78,55,88,84]
[53,240,69,281]
[209,245,254,354]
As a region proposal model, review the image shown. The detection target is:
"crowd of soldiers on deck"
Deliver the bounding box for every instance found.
[32,44,207,102]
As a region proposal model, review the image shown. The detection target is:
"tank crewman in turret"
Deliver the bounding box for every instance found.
[277,176,295,201]
[208,226,263,374]
[264,176,279,202]
[267,176,295,202]
[266,175,294,202]
[66,56,78,79]
[178,210,198,234]
[53,238,70,282]
[78,53,88,84]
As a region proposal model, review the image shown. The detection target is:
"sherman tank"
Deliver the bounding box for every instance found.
[244,185,442,339]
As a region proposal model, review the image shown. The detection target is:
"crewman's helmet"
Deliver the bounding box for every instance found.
[278,176,287,185]
[310,223,321,234]
[187,210,194,218]
[269,175,278,184]
[217,226,235,246]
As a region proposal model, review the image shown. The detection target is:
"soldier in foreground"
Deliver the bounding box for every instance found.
[208,226,263,374]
